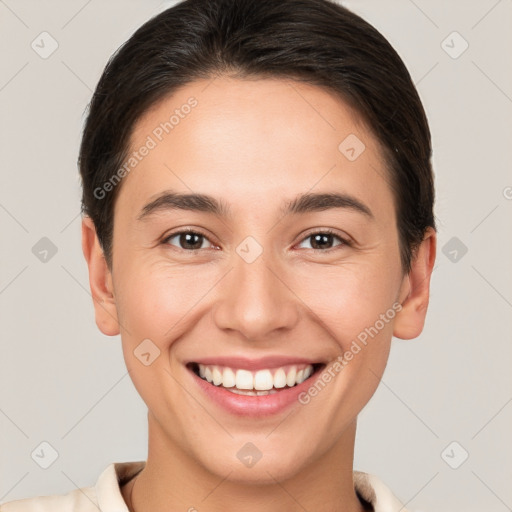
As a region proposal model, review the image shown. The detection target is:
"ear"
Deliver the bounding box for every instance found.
[81,216,120,336]
[393,227,437,340]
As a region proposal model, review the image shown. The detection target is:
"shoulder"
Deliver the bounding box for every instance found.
[354,471,409,512]
[0,461,144,512]
[0,486,98,512]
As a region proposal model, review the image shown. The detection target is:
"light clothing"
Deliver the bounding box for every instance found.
[0,461,408,511]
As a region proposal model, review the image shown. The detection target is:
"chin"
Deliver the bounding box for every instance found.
[190,435,314,485]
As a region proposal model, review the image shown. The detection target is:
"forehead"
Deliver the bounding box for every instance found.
[116,76,394,223]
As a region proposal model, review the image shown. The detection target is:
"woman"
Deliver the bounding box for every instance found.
[2,0,436,510]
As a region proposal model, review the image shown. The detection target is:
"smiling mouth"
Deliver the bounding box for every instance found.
[187,362,325,396]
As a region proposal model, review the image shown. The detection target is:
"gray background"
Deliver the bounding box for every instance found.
[1,0,511,510]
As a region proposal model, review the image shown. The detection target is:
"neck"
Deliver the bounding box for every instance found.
[125,414,365,512]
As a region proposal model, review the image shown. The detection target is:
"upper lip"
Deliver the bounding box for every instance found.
[187,355,324,371]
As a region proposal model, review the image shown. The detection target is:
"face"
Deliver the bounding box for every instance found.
[83,76,435,484]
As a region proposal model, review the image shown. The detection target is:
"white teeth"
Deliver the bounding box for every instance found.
[227,388,279,396]
[254,369,273,390]
[195,363,317,391]
[229,388,258,396]
[286,367,297,387]
[235,369,254,390]
[273,368,287,388]
[256,389,278,396]
[212,367,223,386]
[222,367,236,388]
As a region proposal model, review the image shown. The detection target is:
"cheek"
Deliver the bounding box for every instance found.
[115,259,219,345]
[114,265,194,409]
[123,279,177,339]
[295,260,400,347]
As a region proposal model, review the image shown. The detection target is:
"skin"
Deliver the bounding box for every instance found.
[82,76,436,512]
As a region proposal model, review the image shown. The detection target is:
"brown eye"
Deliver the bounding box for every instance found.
[163,230,213,251]
[297,230,349,251]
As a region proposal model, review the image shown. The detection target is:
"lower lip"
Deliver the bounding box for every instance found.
[188,367,321,417]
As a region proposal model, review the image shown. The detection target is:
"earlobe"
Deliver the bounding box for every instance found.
[393,227,437,340]
[81,216,120,337]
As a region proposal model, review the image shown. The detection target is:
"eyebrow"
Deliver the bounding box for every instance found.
[137,190,374,221]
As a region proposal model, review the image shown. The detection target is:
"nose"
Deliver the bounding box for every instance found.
[212,251,300,341]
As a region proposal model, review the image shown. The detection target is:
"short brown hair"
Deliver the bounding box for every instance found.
[79,0,436,273]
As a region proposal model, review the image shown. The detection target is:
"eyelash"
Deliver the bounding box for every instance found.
[161,228,352,253]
